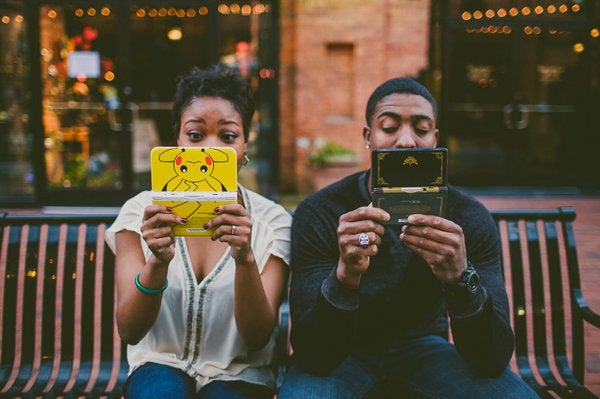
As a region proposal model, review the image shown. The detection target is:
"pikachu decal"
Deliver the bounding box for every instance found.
[150,146,238,236]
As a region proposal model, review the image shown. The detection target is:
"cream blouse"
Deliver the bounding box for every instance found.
[105,186,292,391]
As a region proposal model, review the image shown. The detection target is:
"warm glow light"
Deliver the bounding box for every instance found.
[167,27,182,41]
[75,8,84,17]
[186,8,196,17]
[497,8,507,18]
[241,5,252,15]
[521,7,531,16]
[15,15,23,23]
[87,8,96,16]
[534,6,544,14]
[198,7,209,15]
[48,9,57,18]
[176,9,185,18]
[167,7,176,16]
[104,71,115,81]
[461,11,472,21]
[547,5,556,14]
[473,10,483,19]
[136,8,146,17]
[100,7,110,16]
[509,7,518,16]
[591,29,600,38]
[158,8,167,17]
[524,26,533,35]
[148,9,157,17]
[1,16,9,24]
[532,26,541,35]
[253,4,266,14]
[218,4,230,14]
[485,9,495,18]
[572,4,580,13]
[559,5,568,13]
[573,43,584,53]
[230,3,241,14]
[502,26,511,34]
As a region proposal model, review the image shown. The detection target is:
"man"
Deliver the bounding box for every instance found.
[278,78,538,398]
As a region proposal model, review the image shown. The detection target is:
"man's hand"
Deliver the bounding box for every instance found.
[400,214,468,283]
[336,205,389,289]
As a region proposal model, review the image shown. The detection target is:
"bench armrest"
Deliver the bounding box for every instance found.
[573,288,600,328]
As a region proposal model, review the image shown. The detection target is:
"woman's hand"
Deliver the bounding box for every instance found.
[204,203,254,263]
[336,205,389,288]
[140,205,187,265]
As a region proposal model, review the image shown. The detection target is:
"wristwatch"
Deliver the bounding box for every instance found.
[443,262,481,299]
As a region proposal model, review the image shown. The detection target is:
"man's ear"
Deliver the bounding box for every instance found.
[363,127,371,148]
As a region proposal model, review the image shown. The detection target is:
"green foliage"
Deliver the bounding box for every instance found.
[307,141,359,167]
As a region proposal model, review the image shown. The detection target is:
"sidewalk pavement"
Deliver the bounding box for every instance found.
[282,191,600,394]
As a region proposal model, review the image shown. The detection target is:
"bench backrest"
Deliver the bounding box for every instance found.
[490,207,588,395]
[0,212,125,398]
[0,207,591,398]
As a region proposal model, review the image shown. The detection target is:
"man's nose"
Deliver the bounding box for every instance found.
[394,126,417,148]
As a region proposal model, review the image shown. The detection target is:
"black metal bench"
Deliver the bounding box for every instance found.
[1,207,599,398]
[491,207,600,398]
[0,212,126,399]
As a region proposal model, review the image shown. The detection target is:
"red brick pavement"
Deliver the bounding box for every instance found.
[474,195,600,396]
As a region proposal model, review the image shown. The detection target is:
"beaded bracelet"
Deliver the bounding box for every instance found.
[135,272,168,295]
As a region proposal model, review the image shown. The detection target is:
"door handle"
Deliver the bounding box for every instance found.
[503,103,529,130]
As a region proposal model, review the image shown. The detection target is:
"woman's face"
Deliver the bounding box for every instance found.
[363,93,439,149]
[177,96,247,171]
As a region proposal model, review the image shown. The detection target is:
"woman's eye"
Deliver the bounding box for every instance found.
[221,132,238,143]
[382,126,398,134]
[187,132,203,140]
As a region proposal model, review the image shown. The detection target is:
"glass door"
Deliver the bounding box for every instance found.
[439,1,591,187]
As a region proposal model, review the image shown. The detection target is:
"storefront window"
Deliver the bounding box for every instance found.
[0,3,34,199]
[40,5,123,192]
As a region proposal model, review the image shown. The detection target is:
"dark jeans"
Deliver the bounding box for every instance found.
[278,335,540,399]
[124,363,274,399]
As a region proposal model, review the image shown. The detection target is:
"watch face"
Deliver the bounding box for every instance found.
[464,267,479,293]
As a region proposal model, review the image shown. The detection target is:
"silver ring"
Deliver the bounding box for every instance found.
[358,232,370,248]
[231,225,236,235]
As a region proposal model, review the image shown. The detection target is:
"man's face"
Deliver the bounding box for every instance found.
[364,93,439,149]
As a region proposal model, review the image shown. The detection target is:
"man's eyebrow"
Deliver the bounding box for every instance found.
[377,111,434,122]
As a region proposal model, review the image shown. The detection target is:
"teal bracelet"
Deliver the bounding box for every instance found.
[135,272,168,295]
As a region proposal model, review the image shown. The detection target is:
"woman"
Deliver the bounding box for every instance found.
[105,65,291,399]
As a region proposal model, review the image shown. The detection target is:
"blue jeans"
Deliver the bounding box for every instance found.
[278,335,540,399]
[124,363,273,399]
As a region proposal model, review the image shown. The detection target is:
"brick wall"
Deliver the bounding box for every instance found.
[278,0,432,194]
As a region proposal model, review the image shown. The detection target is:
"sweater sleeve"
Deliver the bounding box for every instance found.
[288,198,359,375]
[447,196,515,377]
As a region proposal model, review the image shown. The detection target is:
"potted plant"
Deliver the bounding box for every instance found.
[307,140,362,190]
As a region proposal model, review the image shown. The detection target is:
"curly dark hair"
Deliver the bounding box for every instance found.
[172,64,255,142]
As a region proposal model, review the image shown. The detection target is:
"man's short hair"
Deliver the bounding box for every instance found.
[365,77,437,127]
